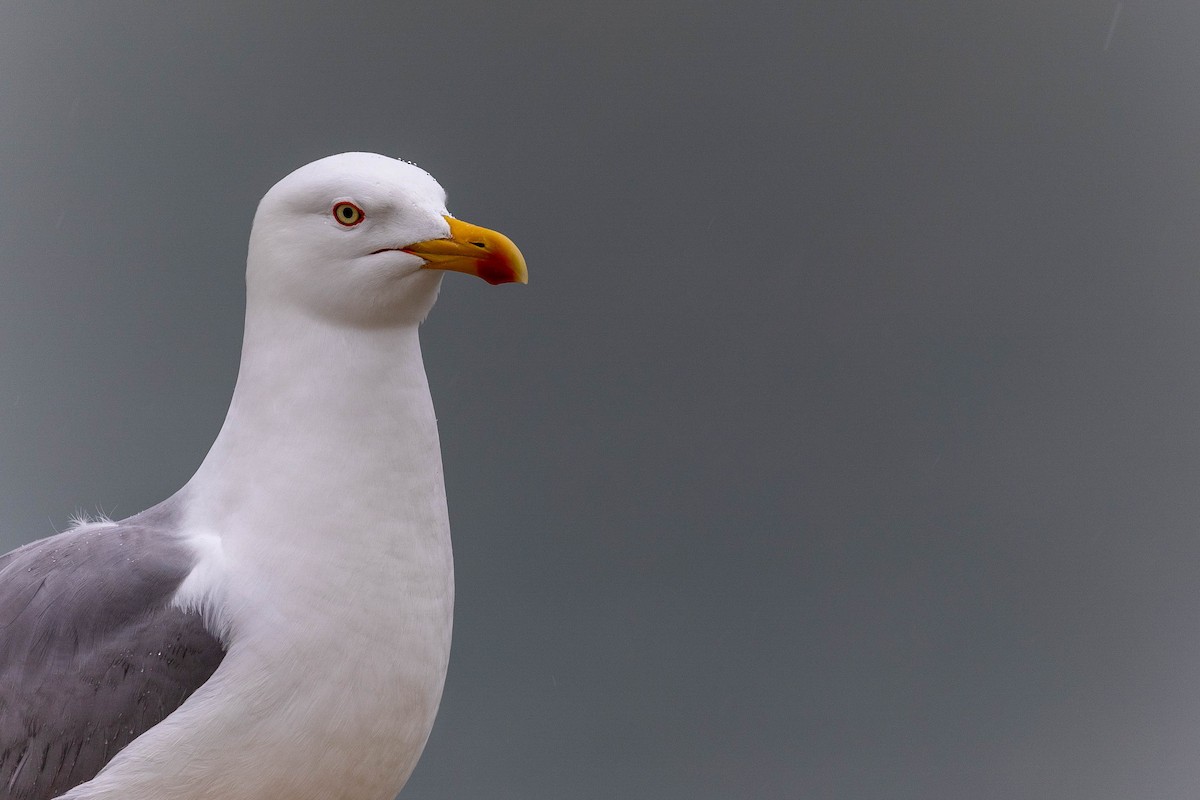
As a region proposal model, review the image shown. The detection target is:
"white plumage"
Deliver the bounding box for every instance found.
[0,152,526,800]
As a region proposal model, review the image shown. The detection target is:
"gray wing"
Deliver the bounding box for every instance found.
[0,499,226,800]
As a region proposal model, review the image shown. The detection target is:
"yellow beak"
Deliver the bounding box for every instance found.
[402,216,528,285]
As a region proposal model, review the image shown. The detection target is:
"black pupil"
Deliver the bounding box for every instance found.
[341,207,353,218]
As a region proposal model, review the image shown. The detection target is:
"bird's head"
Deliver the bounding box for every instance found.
[246,152,526,326]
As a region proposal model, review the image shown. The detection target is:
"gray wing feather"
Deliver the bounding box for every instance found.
[0,499,226,800]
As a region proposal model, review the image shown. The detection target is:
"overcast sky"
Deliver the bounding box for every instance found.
[3,2,1200,798]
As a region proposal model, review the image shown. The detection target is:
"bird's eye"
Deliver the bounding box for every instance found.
[332,202,365,227]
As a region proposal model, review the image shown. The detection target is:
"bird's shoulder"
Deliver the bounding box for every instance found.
[0,499,226,800]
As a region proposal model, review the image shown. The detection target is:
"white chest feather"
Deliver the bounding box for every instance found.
[65,313,457,800]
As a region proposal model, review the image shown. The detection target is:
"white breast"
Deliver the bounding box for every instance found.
[66,510,454,800]
[62,313,458,800]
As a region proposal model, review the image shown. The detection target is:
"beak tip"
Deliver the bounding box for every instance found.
[491,271,529,287]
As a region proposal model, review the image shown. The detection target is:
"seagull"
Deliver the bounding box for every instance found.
[0,152,527,800]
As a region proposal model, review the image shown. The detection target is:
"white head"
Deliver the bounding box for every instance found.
[246,152,526,327]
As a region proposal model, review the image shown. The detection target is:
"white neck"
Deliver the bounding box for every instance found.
[183,280,453,632]
[92,293,458,799]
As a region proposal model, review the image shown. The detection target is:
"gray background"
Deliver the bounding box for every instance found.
[1,2,1199,798]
